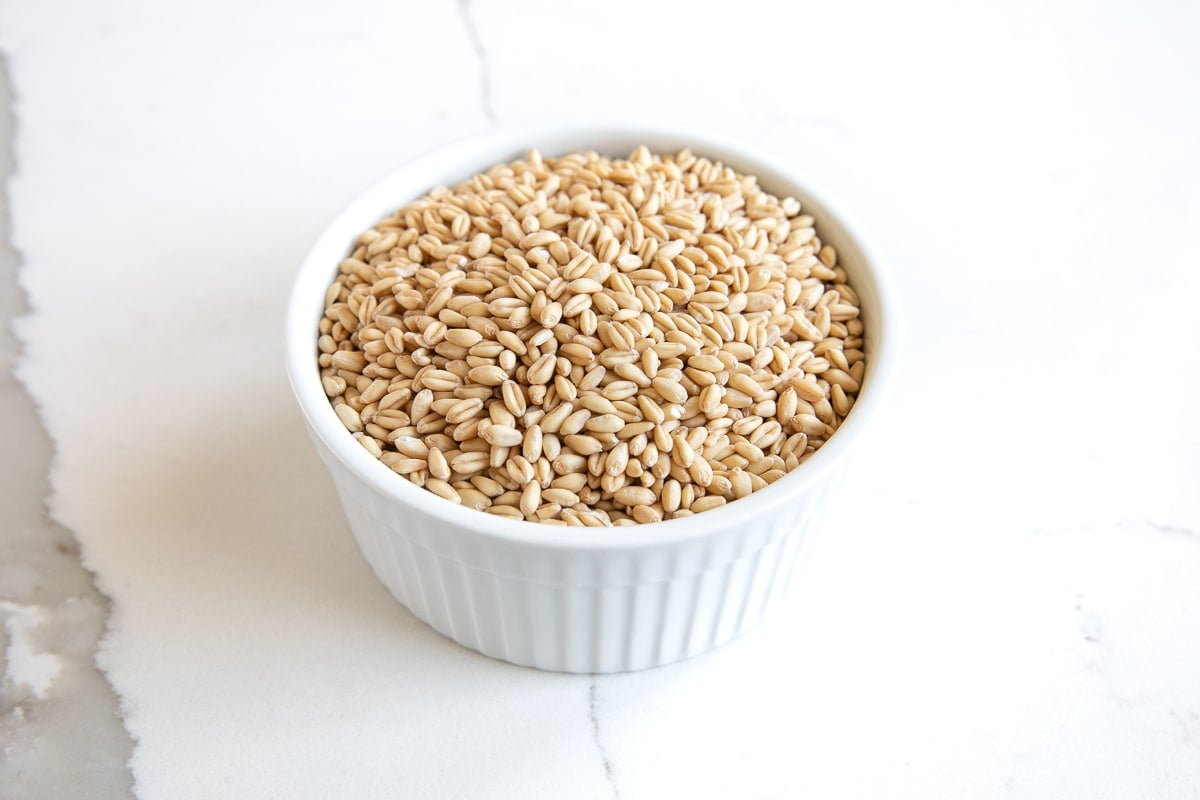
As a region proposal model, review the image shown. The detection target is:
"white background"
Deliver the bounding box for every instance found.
[1,0,1198,797]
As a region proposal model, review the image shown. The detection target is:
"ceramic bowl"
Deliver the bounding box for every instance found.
[286,128,902,673]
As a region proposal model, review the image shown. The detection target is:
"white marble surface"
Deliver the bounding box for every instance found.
[2,1,1198,798]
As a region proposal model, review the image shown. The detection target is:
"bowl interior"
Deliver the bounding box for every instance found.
[286,128,902,549]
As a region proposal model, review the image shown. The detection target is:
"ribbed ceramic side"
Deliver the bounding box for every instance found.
[311,427,845,673]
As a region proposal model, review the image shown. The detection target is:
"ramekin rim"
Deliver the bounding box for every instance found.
[286,126,903,551]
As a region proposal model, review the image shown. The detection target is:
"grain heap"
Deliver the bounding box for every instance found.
[318,147,865,526]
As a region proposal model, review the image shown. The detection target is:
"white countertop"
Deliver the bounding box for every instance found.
[2,1,1198,798]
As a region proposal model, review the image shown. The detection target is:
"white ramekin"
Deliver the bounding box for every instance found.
[286,128,902,673]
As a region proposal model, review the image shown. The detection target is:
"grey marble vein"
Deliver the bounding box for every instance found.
[455,0,497,126]
[588,678,620,800]
[0,50,135,800]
